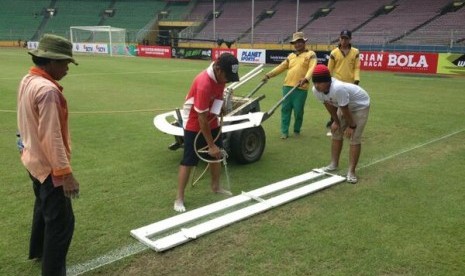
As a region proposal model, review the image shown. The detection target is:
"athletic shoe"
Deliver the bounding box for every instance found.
[326,131,332,137]
[321,164,338,172]
[174,200,186,212]
[280,134,288,139]
[168,142,182,150]
[346,173,358,184]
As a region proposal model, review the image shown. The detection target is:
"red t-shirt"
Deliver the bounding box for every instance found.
[182,68,225,132]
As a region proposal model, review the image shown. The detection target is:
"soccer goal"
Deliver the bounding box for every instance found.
[70,26,131,56]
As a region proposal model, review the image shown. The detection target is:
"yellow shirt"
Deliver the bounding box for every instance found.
[17,67,72,183]
[266,50,317,90]
[327,45,360,83]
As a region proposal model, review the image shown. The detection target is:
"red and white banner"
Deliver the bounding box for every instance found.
[137,45,171,58]
[212,48,237,60]
[360,52,438,74]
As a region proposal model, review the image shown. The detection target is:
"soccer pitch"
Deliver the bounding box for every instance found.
[1,48,465,275]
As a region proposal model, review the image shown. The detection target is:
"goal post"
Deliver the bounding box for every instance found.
[70,26,132,56]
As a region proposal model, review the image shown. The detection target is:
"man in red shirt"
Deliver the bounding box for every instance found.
[175,53,240,212]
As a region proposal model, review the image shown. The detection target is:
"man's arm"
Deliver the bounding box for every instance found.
[324,102,339,125]
[263,58,289,81]
[339,105,356,138]
[354,50,361,84]
[198,112,221,159]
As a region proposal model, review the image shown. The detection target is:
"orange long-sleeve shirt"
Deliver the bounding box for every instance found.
[17,67,72,184]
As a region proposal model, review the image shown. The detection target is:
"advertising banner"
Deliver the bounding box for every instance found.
[437,53,465,75]
[265,50,292,64]
[172,47,211,60]
[27,41,39,50]
[237,49,266,64]
[265,50,330,65]
[212,48,238,60]
[360,52,438,74]
[137,45,171,58]
[73,43,109,54]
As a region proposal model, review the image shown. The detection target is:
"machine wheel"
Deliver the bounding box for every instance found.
[230,126,266,164]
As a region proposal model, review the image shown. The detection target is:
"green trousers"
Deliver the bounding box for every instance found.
[281,86,308,135]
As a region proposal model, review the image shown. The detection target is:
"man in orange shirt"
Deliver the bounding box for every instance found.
[17,34,80,276]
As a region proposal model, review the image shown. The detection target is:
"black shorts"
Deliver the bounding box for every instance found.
[181,128,223,166]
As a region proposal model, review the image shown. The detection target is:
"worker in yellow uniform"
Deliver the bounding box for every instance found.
[325,29,361,136]
[263,32,317,139]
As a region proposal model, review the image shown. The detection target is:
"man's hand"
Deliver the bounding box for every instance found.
[262,75,270,82]
[208,144,221,159]
[344,127,355,139]
[56,173,80,199]
[331,121,340,132]
[298,78,309,87]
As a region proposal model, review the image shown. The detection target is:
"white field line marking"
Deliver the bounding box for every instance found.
[67,128,465,276]
[359,128,465,169]
[0,69,199,81]
[0,108,172,114]
[68,243,147,276]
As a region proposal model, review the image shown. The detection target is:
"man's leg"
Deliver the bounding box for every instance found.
[29,176,44,260]
[176,165,192,203]
[331,139,343,168]
[280,87,292,138]
[348,144,361,176]
[292,89,308,134]
[175,165,192,212]
[209,162,221,192]
[40,175,74,276]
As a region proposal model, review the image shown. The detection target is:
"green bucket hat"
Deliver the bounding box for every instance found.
[28,34,78,65]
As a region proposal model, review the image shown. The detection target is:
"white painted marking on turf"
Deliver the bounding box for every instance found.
[0,69,199,80]
[67,243,147,276]
[0,108,172,114]
[359,128,465,169]
[66,128,465,275]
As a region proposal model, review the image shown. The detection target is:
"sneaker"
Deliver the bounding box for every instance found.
[346,174,358,184]
[280,134,288,139]
[321,164,338,172]
[168,142,182,150]
[326,131,332,137]
[173,200,186,212]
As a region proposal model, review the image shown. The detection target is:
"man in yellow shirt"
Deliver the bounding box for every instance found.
[325,30,361,136]
[263,32,317,139]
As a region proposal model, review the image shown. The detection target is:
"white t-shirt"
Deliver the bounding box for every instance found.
[312,78,370,111]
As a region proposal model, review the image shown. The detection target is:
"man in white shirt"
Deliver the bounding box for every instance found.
[312,64,370,183]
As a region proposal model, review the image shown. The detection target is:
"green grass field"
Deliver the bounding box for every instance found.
[1,47,465,276]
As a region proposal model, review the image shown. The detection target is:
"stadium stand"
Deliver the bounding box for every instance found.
[250,0,326,43]
[0,0,463,52]
[0,0,50,41]
[300,0,383,45]
[195,0,277,41]
[395,2,465,46]
[355,0,452,45]
[105,0,166,31]
[43,0,111,38]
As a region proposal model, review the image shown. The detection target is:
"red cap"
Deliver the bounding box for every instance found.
[312,64,331,83]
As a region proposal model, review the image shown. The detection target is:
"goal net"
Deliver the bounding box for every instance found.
[70,26,132,56]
